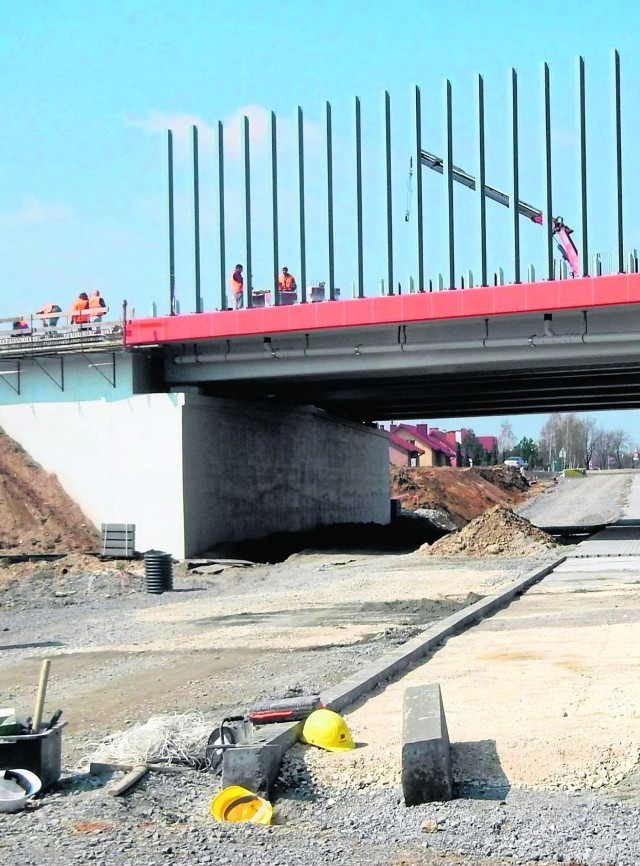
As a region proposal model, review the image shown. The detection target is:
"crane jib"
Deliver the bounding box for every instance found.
[419,150,543,223]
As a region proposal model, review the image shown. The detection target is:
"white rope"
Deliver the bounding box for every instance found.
[81,711,212,769]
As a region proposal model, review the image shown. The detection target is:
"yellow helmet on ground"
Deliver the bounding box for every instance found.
[210,785,273,825]
[301,709,355,752]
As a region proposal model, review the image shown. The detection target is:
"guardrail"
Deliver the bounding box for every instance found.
[0,310,125,358]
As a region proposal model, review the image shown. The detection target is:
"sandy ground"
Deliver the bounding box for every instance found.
[313,557,640,797]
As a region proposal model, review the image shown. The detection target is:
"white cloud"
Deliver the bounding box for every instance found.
[127,111,216,160]
[129,106,323,165]
[0,199,71,228]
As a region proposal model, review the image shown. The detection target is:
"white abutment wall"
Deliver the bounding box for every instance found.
[0,393,390,558]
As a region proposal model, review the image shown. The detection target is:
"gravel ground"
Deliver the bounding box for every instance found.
[1,761,639,866]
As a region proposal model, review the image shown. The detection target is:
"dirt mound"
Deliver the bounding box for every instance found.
[422,504,559,557]
[391,465,529,528]
[0,428,99,553]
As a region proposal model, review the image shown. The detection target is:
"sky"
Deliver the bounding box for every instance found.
[2,0,640,442]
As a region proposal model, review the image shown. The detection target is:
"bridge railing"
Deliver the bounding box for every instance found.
[0,309,124,357]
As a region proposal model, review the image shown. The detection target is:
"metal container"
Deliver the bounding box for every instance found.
[144,550,173,594]
[0,721,66,791]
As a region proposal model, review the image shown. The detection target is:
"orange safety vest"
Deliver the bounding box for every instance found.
[71,297,90,323]
[278,273,296,291]
[89,295,106,316]
[39,303,57,315]
[230,270,243,295]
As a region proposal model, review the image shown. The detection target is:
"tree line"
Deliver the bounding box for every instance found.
[459,414,638,470]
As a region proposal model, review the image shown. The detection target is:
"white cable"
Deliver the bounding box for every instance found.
[80,712,212,769]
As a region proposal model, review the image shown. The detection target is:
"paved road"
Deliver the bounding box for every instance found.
[516,470,634,527]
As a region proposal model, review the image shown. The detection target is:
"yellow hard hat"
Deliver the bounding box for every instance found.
[301,708,355,752]
[210,785,273,825]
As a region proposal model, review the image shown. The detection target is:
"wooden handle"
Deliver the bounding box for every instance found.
[32,659,51,733]
[90,761,190,776]
[107,764,149,796]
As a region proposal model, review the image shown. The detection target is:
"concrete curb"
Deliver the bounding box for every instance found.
[401,683,452,805]
[223,557,564,795]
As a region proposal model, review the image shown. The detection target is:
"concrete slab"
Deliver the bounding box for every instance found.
[401,683,452,805]
[572,525,640,557]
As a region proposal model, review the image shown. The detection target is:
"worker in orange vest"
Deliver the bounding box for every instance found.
[230,264,244,309]
[70,292,90,324]
[36,303,62,327]
[88,289,107,321]
[277,266,297,293]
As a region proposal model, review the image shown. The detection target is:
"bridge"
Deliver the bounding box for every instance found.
[0,50,637,558]
[126,273,640,419]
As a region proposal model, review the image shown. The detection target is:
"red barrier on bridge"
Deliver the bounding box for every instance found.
[125,273,640,346]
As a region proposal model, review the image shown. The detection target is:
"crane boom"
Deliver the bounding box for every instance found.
[418,149,579,277]
[419,149,543,223]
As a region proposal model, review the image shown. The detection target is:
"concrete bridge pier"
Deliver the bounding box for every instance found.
[0,393,390,559]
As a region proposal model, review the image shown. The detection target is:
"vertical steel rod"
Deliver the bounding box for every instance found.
[271,111,280,305]
[297,106,307,303]
[511,68,521,284]
[355,96,364,298]
[385,91,394,295]
[326,101,335,301]
[218,121,227,310]
[192,126,202,313]
[477,75,487,287]
[167,130,176,315]
[579,56,589,276]
[543,63,554,281]
[614,49,624,273]
[243,115,253,306]
[414,86,424,292]
[445,80,455,290]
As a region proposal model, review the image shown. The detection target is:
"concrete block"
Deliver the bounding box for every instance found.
[222,721,302,798]
[221,744,282,798]
[401,683,452,806]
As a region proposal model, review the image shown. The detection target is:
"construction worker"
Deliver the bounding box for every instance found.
[278,266,297,294]
[88,289,107,322]
[70,292,90,324]
[36,303,61,327]
[277,266,297,306]
[230,264,244,310]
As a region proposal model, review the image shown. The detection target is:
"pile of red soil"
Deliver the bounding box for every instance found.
[0,428,99,553]
[391,465,529,528]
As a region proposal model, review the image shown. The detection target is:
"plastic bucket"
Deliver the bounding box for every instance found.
[0,768,42,813]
